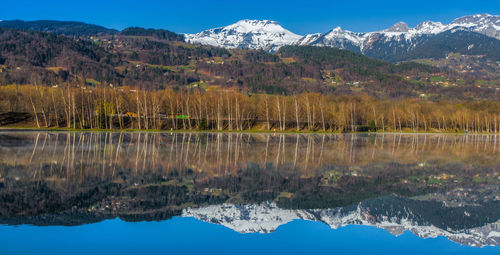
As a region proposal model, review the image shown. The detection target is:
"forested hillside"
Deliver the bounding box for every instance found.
[120,27,185,41]
[0,20,118,37]
[406,30,500,61]
[0,26,497,101]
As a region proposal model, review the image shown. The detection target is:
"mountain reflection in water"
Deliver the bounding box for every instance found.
[0,132,499,247]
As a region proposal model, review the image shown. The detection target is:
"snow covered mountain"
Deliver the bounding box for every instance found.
[184,19,301,52]
[451,14,500,39]
[299,14,500,61]
[182,196,500,247]
[185,14,500,61]
[295,27,364,53]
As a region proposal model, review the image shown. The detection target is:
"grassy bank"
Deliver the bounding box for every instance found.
[1,126,495,135]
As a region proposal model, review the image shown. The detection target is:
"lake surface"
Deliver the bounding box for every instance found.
[0,131,499,254]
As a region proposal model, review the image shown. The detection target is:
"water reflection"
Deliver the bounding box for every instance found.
[3,132,500,177]
[183,200,500,247]
[0,131,499,247]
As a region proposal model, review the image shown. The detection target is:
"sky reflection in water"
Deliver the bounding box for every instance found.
[0,132,499,254]
[1,218,499,255]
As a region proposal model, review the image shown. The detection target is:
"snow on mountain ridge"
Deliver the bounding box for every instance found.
[295,33,322,46]
[184,19,301,51]
[449,14,500,39]
[182,201,500,247]
[225,19,284,33]
[185,14,499,53]
[299,14,499,56]
[384,22,410,33]
[414,21,447,34]
[182,202,314,233]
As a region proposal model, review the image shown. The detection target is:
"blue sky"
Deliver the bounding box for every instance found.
[1,0,498,34]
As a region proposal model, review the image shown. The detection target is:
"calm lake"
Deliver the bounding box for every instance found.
[0,131,499,254]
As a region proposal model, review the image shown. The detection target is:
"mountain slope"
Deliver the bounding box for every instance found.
[296,27,363,53]
[451,14,500,39]
[0,29,118,66]
[406,29,500,60]
[185,19,302,51]
[120,27,185,41]
[186,14,500,62]
[2,14,498,62]
[0,28,226,87]
[0,20,118,37]
[300,14,500,62]
[0,28,121,84]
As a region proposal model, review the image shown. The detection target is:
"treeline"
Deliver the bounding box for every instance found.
[278,45,441,76]
[0,28,121,84]
[0,28,226,88]
[120,27,185,41]
[2,84,500,133]
[0,20,118,37]
[406,30,500,61]
[122,37,231,66]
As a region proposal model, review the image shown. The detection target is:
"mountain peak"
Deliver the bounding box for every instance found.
[185,19,301,51]
[385,22,409,32]
[225,19,289,34]
[332,26,343,32]
[237,19,280,26]
[327,26,357,35]
[449,14,499,38]
[414,21,446,34]
[451,13,499,25]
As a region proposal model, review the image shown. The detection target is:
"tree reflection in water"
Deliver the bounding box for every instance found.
[0,132,499,246]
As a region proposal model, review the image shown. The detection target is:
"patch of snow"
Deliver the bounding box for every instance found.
[488,231,500,238]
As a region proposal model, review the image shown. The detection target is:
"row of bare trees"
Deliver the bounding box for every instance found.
[2,84,500,133]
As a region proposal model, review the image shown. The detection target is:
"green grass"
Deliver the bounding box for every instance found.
[430,76,448,82]
[428,177,446,185]
[475,80,489,85]
[189,81,208,89]
[409,79,427,86]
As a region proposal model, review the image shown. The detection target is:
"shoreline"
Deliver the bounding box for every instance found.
[1,126,498,135]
